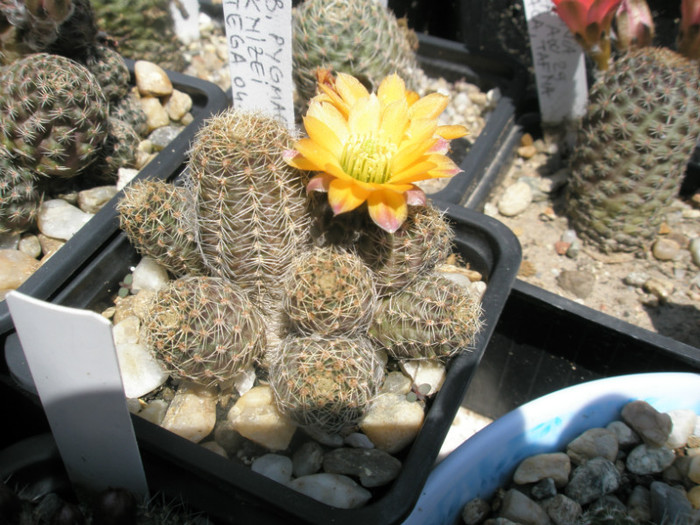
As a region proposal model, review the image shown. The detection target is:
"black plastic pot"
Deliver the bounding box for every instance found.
[4,200,521,525]
[0,63,229,347]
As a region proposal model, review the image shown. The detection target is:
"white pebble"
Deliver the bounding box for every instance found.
[399,360,445,396]
[115,342,168,399]
[37,199,94,241]
[498,181,532,217]
[287,473,371,509]
[665,410,697,449]
[135,60,173,96]
[131,257,169,293]
[161,383,218,443]
[251,454,293,485]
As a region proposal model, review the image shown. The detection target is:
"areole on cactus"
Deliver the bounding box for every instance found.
[284,71,468,234]
[550,0,623,69]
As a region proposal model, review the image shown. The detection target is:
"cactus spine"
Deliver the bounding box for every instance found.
[117,179,208,277]
[282,246,377,336]
[189,108,310,307]
[567,47,700,253]
[369,274,483,360]
[143,276,267,389]
[268,334,384,432]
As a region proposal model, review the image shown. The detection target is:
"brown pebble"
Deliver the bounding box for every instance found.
[518,260,536,277]
[554,241,570,255]
[520,132,534,147]
[651,238,680,261]
[517,145,537,159]
[658,222,671,235]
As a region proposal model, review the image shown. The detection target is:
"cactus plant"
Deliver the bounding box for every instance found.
[268,334,384,433]
[566,47,700,253]
[142,276,267,389]
[282,245,377,336]
[110,92,149,136]
[357,204,454,296]
[97,116,140,181]
[85,44,131,103]
[188,108,311,307]
[117,179,208,277]
[369,274,483,360]
[292,0,421,104]
[0,147,41,232]
[91,0,185,72]
[0,52,108,179]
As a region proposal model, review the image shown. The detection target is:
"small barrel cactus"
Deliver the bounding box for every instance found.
[189,108,310,307]
[357,204,454,296]
[117,179,208,277]
[110,92,149,137]
[142,276,267,389]
[84,44,131,103]
[97,117,140,181]
[567,47,700,253]
[0,148,41,233]
[282,245,377,336]
[369,274,483,360]
[292,0,421,103]
[0,52,108,179]
[268,334,384,433]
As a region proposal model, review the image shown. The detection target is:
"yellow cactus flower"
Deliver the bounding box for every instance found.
[285,72,467,233]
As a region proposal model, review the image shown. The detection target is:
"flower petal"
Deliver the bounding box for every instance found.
[408,93,449,120]
[390,159,438,184]
[406,117,438,143]
[328,177,371,215]
[377,74,407,106]
[283,149,317,171]
[304,115,344,157]
[307,173,332,193]
[367,189,407,233]
[426,154,462,178]
[335,73,370,107]
[348,94,381,135]
[553,1,588,36]
[379,99,409,146]
[405,188,427,206]
[307,102,349,143]
[294,138,341,172]
[437,124,469,140]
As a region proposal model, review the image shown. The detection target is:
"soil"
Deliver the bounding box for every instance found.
[482,131,700,349]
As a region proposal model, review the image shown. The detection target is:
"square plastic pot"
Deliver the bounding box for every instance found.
[4,200,521,525]
[0,62,229,345]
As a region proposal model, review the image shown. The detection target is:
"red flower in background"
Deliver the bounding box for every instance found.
[551,0,623,69]
[679,0,700,59]
[615,0,654,51]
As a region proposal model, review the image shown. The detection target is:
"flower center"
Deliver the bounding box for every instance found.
[340,134,395,184]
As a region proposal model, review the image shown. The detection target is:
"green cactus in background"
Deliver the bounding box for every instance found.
[369,274,483,360]
[188,108,311,307]
[268,334,384,433]
[117,179,208,277]
[292,0,421,104]
[282,245,377,336]
[143,276,267,389]
[566,47,700,253]
[357,204,454,296]
[0,52,108,179]
[85,44,131,103]
[110,92,148,136]
[91,0,185,72]
[0,147,41,232]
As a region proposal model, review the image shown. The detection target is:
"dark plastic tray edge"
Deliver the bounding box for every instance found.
[0,67,229,336]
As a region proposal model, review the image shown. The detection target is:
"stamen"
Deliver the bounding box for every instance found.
[340,134,395,184]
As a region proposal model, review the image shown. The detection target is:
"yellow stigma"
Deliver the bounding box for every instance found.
[340,134,395,184]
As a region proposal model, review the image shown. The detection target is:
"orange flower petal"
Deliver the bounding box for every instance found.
[426,154,462,178]
[390,160,438,184]
[406,117,438,143]
[307,102,349,143]
[348,94,381,135]
[367,189,407,233]
[408,93,449,120]
[328,177,371,215]
[307,173,332,193]
[405,188,427,206]
[377,74,407,106]
[303,115,344,157]
[294,138,343,173]
[283,149,317,171]
[335,73,370,107]
[437,124,469,140]
[379,99,409,146]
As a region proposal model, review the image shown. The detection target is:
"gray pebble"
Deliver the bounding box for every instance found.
[513,452,571,488]
[18,235,41,259]
[621,400,672,446]
[531,478,557,501]
[565,457,621,505]
[323,448,401,488]
[292,441,324,478]
[652,238,681,261]
[626,443,675,475]
[627,485,652,523]
[462,498,491,525]
[649,481,695,525]
[690,237,700,267]
[498,489,550,525]
[560,229,578,244]
[556,270,595,299]
[147,125,184,150]
[251,454,293,485]
[622,272,649,288]
[606,420,641,449]
[566,428,618,465]
[540,494,582,525]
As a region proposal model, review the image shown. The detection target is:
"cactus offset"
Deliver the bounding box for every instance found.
[283,246,377,336]
[117,179,207,277]
[85,44,130,103]
[369,274,483,360]
[292,0,421,104]
[143,276,267,389]
[189,108,310,307]
[96,117,139,182]
[567,47,700,253]
[110,92,148,137]
[357,204,454,296]
[0,52,108,179]
[268,334,384,433]
[0,148,41,232]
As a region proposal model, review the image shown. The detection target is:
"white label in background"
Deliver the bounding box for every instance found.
[523,0,588,125]
[171,0,200,44]
[223,0,295,129]
[6,292,149,499]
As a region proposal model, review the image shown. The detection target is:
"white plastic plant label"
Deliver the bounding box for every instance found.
[171,0,200,44]
[223,0,295,129]
[523,0,588,126]
[6,291,149,499]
